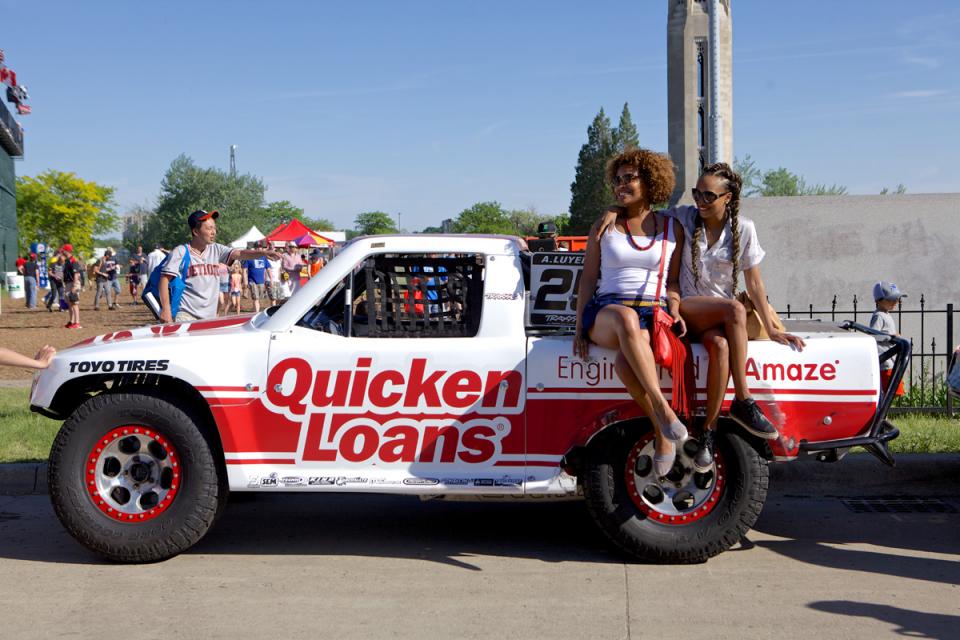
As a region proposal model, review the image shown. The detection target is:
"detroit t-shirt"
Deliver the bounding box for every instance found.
[163,242,236,319]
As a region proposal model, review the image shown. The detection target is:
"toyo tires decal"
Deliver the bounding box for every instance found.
[84,426,181,523]
[624,432,725,525]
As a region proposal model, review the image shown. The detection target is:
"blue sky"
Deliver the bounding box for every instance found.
[4,0,958,232]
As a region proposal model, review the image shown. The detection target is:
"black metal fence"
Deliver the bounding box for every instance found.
[781,296,955,416]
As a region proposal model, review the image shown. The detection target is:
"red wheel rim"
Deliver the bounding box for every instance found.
[624,432,725,525]
[84,426,181,523]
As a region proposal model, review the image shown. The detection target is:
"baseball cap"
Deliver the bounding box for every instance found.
[187,209,219,229]
[29,252,36,259]
[537,222,558,236]
[62,244,73,252]
[873,281,907,301]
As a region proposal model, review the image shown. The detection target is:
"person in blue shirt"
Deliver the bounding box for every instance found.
[243,254,268,313]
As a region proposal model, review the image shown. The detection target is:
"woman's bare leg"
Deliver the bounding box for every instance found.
[590,306,685,461]
[699,328,729,431]
[682,296,778,439]
[613,352,655,419]
[680,296,750,400]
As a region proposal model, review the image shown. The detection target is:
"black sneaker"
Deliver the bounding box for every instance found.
[693,430,716,472]
[730,398,779,439]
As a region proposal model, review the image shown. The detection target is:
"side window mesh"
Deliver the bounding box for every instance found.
[363,255,484,337]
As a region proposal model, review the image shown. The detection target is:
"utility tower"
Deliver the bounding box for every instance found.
[230,145,237,176]
[667,0,733,204]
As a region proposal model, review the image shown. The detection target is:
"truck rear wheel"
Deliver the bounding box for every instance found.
[48,392,224,563]
[583,426,768,563]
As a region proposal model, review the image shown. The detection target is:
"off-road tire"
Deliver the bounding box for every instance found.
[583,426,768,563]
[48,391,224,563]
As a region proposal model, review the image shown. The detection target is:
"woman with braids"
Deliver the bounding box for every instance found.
[575,148,689,477]
[599,162,805,472]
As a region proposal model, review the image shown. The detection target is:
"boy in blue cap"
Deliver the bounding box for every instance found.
[870,281,906,395]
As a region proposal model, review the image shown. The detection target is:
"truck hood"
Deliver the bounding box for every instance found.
[62,315,253,355]
[32,315,269,412]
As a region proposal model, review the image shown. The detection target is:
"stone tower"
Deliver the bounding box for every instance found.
[667,0,733,204]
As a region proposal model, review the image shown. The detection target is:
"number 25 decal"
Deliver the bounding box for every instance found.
[533,268,582,312]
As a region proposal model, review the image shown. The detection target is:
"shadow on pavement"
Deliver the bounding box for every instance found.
[756,539,960,586]
[808,600,960,640]
[194,494,618,570]
[0,493,622,568]
[753,493,959,557]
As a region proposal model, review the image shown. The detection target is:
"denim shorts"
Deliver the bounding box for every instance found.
[581,293,661,339]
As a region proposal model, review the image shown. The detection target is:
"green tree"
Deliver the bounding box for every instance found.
[569,108,614,234]
[553,213,570,235]
[880,184,907,195]
[303,216,336,232]
[508,207,550,236]
[354,211,397,235]
[760,167,801,196]
[260,200,304,232]
[145,155,268,248]
[612,102,639,151]
[734,155,762,197]
[800,181,848,196]
[754,164,847,197]
[453,201,515,234]
[16,170,118,255]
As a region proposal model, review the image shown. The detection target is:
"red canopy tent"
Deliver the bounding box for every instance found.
[265,219,333,247]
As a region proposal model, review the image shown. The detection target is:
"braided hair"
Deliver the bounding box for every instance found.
[689,162,743,297]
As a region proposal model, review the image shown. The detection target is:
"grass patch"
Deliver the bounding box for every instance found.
[0,387,61,463]
[0,388,958,463]
[887,413,960,454]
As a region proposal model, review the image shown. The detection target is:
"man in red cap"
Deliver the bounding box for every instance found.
[159,210,280,323]
[61,244,83,328]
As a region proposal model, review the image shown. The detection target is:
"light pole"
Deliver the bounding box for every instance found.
[397,212,402,233]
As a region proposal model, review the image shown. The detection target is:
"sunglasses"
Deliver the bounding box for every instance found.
[691,188,729,205]
[612,173,641,187]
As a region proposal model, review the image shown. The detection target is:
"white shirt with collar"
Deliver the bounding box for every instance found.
[663,205,765,299]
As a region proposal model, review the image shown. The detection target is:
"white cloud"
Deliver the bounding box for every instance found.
[890,90,947,99]
[901,53,941,69]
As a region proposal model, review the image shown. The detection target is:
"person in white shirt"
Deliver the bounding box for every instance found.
[146,244,167,278]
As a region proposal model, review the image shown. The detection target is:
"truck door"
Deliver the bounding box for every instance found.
[263,250,527,493]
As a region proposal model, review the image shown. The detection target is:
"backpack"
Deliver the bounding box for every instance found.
[142,245,191,321]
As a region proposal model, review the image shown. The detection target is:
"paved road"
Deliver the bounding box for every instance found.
[1,460,958,640]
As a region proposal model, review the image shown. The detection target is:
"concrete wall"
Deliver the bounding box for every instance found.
[743,193,959,309]
[743,193,960,360]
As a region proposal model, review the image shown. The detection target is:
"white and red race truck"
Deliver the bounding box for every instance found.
[30,235,909,563]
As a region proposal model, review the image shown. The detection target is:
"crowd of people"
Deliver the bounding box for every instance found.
[11,213,330,329]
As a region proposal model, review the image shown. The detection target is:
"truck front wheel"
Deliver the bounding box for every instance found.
[583,426,768,563]
[48,391,224,563]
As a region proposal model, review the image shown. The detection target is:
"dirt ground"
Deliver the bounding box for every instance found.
[0,289,261,379]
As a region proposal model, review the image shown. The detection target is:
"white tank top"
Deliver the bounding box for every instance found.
[597,215,676,300]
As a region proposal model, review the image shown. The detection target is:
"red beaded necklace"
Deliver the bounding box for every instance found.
[623,214,658,251]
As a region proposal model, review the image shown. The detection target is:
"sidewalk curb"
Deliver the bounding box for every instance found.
[0,462,47,496]
[1,454,957,497]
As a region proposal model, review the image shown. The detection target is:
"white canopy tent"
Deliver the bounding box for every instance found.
[230,226,266,249]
